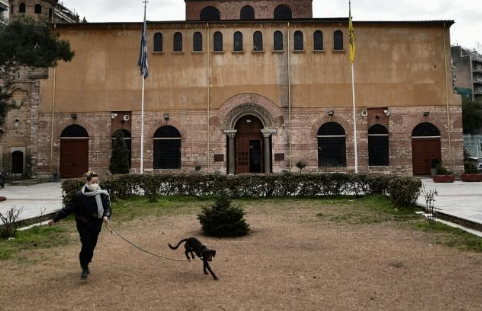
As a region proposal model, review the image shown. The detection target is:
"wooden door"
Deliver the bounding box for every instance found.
[236,139,250,174]
[60,139,89,178]
[235,116,264,174]
[412,139,441,175]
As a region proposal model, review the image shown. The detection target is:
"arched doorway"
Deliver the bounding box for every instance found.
[60,124,89,178]
[317,122,347,168]
[235,115,265,174]
[11,151,24,174]
[411,122,441,175]
[153,126,181,169]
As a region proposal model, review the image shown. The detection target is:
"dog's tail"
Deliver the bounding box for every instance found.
[168,238,189,250]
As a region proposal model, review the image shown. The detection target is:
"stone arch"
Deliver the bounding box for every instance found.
[404,117,447,138]
[310,115,351,142]
[218,93,283,130]
[148,118,185,142]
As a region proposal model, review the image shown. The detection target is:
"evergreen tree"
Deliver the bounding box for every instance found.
[462,97,482,134]
[0,17,74,125]
[109,130,130,174]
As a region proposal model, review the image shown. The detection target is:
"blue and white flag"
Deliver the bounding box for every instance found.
[138,6,148,79]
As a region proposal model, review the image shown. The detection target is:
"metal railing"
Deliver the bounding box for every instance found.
[464,135,482,157]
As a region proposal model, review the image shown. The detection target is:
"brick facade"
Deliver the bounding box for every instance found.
[186,0,312,21]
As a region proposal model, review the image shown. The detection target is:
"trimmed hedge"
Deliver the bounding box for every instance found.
[62,173,422,206]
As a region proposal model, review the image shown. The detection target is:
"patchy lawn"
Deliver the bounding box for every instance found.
[1,196,482,311]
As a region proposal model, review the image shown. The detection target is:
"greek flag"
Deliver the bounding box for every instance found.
[138,7,148,79]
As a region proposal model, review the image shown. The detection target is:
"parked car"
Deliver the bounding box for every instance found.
[466,157,482,172]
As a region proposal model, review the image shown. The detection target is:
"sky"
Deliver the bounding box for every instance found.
[60,0,482,52]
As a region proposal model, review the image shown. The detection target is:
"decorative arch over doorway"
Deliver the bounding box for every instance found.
[218,93,281,174]
[411,122,441,175]
[60,124,89,178]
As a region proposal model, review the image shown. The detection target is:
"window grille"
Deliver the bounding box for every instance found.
[253,31,263,51]
[240,6,254,20]
[193,32,203,52]
[234,31,243,51]
[19,3,25,13]
[274,5,292,20]
[200,6,220,21]
[154,33,163,52]
[214,31,223,51]
[334,30,344,50]
[153,126,181,169]
[34,4,42,14]
[61,125,89,138]
[368,125,389,166]
[294,31,303,51]
[412,122,441,137]
[313,30,323,51]
[317,122,346,167]
[173,32,182,52]
[274,31,283,51]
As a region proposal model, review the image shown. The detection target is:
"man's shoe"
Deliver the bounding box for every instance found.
[81,268,89,279]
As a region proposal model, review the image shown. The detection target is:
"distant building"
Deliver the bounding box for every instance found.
[0,0,8,24]
[8,0,79,23]
[452,45,482,102]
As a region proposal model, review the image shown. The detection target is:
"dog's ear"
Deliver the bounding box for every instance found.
[212,250,216,257]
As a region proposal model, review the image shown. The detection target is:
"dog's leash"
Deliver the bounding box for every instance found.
[105,222,200,262]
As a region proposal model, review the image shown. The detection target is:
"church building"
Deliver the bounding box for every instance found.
[2,0,463,178]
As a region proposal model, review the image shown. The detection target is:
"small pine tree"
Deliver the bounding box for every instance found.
[198,196,250,237]
[109,130,129,174]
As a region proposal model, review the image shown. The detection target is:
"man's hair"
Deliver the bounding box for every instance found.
[85,171,98,181]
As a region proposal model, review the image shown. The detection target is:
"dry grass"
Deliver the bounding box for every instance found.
[1,198,482,311]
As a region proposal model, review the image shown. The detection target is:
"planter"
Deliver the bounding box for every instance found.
[461,174,482,182]
[433,175,456,183]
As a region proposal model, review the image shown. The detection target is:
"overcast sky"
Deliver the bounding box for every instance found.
[61,0,482,52]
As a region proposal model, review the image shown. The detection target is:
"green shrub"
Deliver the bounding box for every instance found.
[464,161,479,174]
[62,173,422,206]
[387,177,422,206]
[197,196,250,237]
[435,164,453,175]
[109,130,130,174]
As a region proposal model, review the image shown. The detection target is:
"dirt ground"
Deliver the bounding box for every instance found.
[1,201,482,311]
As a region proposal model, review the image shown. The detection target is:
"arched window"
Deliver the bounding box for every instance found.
[61,124,89,138]
[412,122,441,137]
[193,32,203,52]
[253,31,263,52]
[273,31,283,51]
[294,31,303,51]
[11,151,24,174]
[213,31,223,52]
[240,6,255,20]
[334,30,344,51]
[153,126,181,169]
[313,30,324,51]
[318,122,346,167]
[234,31,243,52]
[111,129,132,169]
[34,4,42,14]
[200,6,220,21]
[19,3,26,13]
[368,125,389,166]
[274,5,292,20]
[154,32,163,52]
[173,32,182,52]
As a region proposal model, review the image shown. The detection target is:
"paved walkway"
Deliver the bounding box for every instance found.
[0,182,63,224]
[416,178,482,227]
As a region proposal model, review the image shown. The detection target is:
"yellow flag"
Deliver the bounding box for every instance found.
[349,5,355,64]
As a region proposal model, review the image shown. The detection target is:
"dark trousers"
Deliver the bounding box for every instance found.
[77,223,102,269]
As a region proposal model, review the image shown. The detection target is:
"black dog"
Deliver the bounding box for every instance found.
[168,237,218,280]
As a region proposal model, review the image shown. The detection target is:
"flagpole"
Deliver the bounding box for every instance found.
[141,73,145,174]
[139,0,148,175]
[351,63,358,174]
[349,0,358,174]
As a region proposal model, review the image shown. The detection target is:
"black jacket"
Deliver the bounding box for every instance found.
[53,188,111,226]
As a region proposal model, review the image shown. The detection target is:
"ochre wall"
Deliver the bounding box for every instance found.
[39,21,460,114]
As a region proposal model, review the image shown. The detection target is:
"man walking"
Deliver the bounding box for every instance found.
[48,171,111,279]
